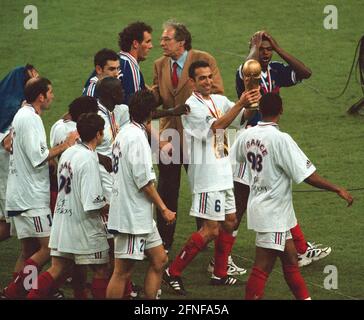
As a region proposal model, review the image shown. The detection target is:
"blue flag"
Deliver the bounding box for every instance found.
[0,66,26,133]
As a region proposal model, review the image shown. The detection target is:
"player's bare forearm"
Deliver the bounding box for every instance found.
[275,47,312,80]
[142,181,176,223]
[305,172,354,206]
[46,131,79,162]
[152,104,190,119]
[46,142,69,161]
[211,89,261,132]
[142,181,166,211]
[246,45,260,61]
[211,103,245,132]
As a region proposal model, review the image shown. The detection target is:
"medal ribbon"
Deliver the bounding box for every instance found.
[192,91,220,119]
[261,65,272,93]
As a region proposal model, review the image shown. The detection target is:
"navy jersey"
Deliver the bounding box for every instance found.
[118,51,145,105]
[236,61,298,126]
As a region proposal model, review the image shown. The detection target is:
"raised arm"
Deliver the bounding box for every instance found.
[211,89,261,133]
[263,31,312,80]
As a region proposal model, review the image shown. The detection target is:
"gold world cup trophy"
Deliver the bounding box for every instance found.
[242,59,262,110]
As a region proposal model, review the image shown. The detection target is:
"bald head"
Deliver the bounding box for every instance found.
[24,77,52,103]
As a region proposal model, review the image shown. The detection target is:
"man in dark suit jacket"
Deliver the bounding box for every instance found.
[152,20,224,251]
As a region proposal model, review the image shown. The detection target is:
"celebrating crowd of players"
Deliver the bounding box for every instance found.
[0,20,353,300]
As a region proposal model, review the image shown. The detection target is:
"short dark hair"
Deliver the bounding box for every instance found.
[77,113,105,143]
[24,77,51,103]
[259,93,283,118]
[188,60,210,79]
[163,19,192,50]
[68,96,98,122]
[96,76,123,101]
[128,90,156,124]
[94,48,119,69]
[118,22,153,52]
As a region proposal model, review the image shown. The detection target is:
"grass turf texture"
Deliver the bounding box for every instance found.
[0,0,363,300]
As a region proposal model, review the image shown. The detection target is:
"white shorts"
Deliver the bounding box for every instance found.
[114,223,162,260]
[12,208,52,239]
[256,230,292,252]
[190,189,236,221]
[51,249,109,265]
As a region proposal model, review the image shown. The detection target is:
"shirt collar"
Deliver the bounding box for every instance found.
[257,121,279,129]
[119,50,139,69]
[97,100,112,115]
[171,50,188,69]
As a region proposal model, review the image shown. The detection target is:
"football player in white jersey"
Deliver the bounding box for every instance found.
[95,77,129,201]
[49,96,99,212]
[106,90,176,299]
[3,78,78,299]
[28,113,110,299]
[0,64,39,244]
[163,60,260,295]
[232,93,353,300]
[49,96,101,298]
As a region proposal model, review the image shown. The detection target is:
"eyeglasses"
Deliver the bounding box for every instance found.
[160,37,175,42]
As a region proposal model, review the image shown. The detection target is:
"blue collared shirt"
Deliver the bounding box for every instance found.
[170,50,188,78]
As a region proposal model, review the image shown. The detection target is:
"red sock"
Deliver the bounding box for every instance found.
[213,229,235,278]
[169,232,205,277]
[283,264,310,300]
[73,288,89,299]
[91,278,109,299]
[290,223,308,254]
[245,266,269,300]
[49,272,68,296]
[5,258,39,298]
[27,272,55,299]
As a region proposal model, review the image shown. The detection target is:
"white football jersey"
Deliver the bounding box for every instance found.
[49,143,108,254]
[182,93,244,194]
[6,105,50,211]
[233,121,316,232]
[50,119,77,148]
[96,101,130,202]
[108,122,156,234]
